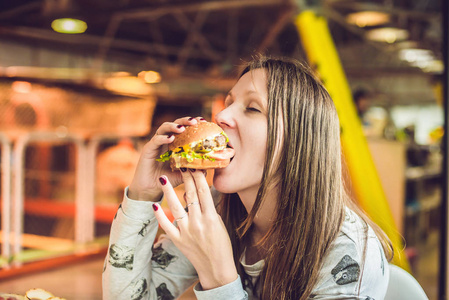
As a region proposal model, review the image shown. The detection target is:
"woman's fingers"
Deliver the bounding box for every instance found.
[190,169,216,214]
[154,116,208,140]
[155,121,186,137]
[174,116,199,125]
[194,116,208,123]
[158,176,187,222]
[149,133,175,148]
[153,116,206,139]
[180,168,201,218]
[152,203,180,239]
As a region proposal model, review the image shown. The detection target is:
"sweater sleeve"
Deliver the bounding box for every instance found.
[102,187,198,300]
[193,276,248,300]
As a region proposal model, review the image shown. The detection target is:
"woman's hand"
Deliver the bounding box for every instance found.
[128,117,201,202]
[152,169,238,290]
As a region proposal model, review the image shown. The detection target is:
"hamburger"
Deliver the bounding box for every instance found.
[157,122,235,170]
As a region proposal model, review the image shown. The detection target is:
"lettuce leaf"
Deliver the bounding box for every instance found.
[156,151,172,162]
[156,150,217,163]
[194,152,216,162]
[181,151,216,162]
[221,131,229,143]
[202,154,216,162]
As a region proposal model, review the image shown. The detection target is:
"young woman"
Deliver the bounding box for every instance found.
[103,57,393,300]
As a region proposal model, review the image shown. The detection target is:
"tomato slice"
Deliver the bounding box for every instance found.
[207,148,235,160]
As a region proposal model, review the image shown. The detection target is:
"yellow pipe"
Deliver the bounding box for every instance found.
[295,10,409,270]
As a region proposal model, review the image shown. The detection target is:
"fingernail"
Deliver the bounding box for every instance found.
[152,204,158,211]
[159,176,167,185]
[200,118,206,121]
[177,124,184,129]
[188,117,194,121]
[167,134,173,139]
[189,169,196,172]
[180,168,187,172]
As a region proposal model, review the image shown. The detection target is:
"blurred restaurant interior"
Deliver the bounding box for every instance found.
[0,0,447,299]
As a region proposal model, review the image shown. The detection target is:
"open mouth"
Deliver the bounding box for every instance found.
[226,141,234,162]
[227,145,235,162]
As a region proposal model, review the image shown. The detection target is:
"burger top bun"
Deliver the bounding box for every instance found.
[169,122,223,151]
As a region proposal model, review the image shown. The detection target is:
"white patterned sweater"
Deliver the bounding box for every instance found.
[102,188,389,300]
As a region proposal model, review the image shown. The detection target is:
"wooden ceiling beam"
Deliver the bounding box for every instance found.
[256,8,296,54]
[0,26,218,60]
[117,0,287,21]
[0,2,41,20]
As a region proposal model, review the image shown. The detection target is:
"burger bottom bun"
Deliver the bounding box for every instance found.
[170,155,230,170]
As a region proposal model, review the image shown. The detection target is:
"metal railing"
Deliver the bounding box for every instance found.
[1,131,139,268]
[11,132,88,266]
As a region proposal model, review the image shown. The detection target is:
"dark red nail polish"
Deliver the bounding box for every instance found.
[167,134,173,139]
[152,204,158,211]
[159,177,167,185]
[177,124,184,129]
[200,118,206,121]
[188,117,194,121]
[189,169,196,172]
[180,168,187,172]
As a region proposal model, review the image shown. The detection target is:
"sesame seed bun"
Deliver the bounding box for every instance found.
[169,122,224,151]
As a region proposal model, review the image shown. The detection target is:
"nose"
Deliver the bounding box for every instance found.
[215,106,236,129]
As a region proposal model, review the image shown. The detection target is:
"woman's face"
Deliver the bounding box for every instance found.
[213,68,268,195]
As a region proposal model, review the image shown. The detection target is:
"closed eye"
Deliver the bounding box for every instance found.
[246,107,261,113]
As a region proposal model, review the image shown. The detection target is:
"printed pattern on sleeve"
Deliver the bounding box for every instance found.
[131,277,148,300]
[331,255,360,285]
[155,282,175,300]
[152,244,178,269]
[108,244,135,271]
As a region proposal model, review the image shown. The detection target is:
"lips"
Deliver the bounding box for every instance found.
[219,132,235,164]
[227,139,234,149]
[226,137,235,162]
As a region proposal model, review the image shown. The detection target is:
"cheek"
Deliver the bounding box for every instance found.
[246,131,267,162]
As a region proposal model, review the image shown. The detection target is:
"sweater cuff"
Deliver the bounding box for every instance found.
[121,187,162,221]
[193,276,248,300]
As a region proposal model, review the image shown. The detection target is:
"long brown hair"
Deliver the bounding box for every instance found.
[219,56,393,299]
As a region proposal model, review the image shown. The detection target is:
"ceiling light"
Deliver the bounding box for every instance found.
[398,49,443,73]
[366,27,409,43]
[138,71,161,84]
[419,60,443,73]
[346,11,390,27]
[51,18,87,34]
[12,81,32,93]
[399,49,434,63]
